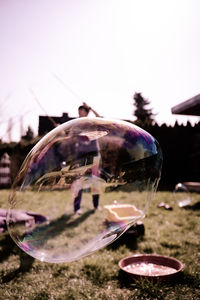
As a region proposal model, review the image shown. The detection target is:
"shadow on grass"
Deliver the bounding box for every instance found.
[8,210,94,254]
[175,271,200,288]
[65,209,94,228]
[107,223,145,251]
[0,233,16,263]
[107,232,141,251]
[184,201,200,211]
[0,233,35,283]
[1,210,94,283]
[26,209,94,243]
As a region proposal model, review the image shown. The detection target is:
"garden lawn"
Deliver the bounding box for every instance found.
[0,190,200,300]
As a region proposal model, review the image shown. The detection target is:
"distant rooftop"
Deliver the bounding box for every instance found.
[38,113,74,136]
[171,94,200,116]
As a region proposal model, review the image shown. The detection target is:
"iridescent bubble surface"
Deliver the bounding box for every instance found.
[173,183,191,207]
[7,118,162,263]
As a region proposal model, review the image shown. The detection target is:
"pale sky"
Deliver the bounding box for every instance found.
[0,0,200,141]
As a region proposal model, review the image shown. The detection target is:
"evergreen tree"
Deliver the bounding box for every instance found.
[133,92,155,127]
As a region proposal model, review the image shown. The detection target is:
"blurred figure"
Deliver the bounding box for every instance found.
[78,102,100,118]
[73,102,101,215]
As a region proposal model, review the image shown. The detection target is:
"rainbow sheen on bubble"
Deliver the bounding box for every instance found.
[173,183,191,207]
[7,118,162,263]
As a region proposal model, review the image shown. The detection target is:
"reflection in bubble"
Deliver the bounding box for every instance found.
[173,183,191,207]
[7,118,162,263]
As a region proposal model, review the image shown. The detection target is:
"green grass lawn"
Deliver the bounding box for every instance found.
[0,189,200,300]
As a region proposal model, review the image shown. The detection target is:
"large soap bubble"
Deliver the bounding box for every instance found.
[7,118,162,263]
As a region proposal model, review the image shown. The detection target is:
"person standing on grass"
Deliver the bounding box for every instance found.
[72,102,101,215]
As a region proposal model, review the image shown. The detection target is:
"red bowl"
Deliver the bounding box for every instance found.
[119,254,184,281]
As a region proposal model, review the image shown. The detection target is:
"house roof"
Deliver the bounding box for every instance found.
[171,94,200,116]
